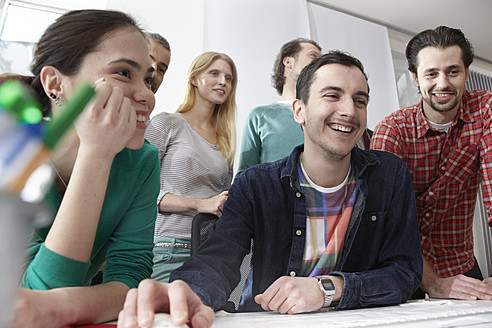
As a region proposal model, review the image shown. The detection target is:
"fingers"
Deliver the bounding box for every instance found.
[75,81,136,156]
[104,88,135,132]
[190,305,215,328]
[117,280,165,328]
[444,275,492,300]
[124,280,214,328]
[167,281,190,326]
[254,282,280,312]
[215,192,228,217]
[136,279,167,328]
[117,288,139,328]
[92,81,135,126]
[167,280,214,328]
[91,82,114,112]
[256,287,297,314]
[254,277,324,314]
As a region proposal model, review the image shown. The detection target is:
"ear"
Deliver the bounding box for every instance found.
[465,67,470,83]
[292,99,305,126]
[190,74,198,87]
[283,56,294,70]
[40,65,68,99]
[411,72,419,88]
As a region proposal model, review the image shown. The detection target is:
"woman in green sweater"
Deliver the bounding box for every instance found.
[8,9,160,326]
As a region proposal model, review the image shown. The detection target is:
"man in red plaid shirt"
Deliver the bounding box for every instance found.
[371,26,492,300]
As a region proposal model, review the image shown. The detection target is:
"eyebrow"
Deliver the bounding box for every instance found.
[423,64,462,73]
[108,58,142,70]
[109,58,153,75]
[320,86,370,100]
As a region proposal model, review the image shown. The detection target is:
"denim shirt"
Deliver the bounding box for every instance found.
[171,145,422,311]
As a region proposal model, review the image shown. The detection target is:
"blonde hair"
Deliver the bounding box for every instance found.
[177,52,237,165]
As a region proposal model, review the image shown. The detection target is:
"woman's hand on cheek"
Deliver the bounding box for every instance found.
[74,81,136,159]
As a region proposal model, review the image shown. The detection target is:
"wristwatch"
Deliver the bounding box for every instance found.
[316,276,336,308]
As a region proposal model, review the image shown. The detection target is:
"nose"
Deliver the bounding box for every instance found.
[436,73,450,89]
[338,97,357,118]
[133,82,155,110]
[218,74,227,85]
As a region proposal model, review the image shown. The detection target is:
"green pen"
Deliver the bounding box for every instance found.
[8,83,96,194]
[44,83,96,149]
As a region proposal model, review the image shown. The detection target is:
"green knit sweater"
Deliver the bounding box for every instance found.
[238,102,304,173]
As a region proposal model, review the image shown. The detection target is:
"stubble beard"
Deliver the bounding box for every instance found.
[428,97,459,113]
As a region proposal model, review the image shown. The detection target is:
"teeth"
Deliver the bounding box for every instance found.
[332,124,352,133]
[137,114,146,123]
[215,89,225,94]
[434,93,450,97]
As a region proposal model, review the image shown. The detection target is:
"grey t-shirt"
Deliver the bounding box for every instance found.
[145,112,233,240]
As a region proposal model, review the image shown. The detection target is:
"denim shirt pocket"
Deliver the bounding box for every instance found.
[343,210,386,271]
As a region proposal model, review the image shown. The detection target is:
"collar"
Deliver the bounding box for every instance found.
[282,145,381,190]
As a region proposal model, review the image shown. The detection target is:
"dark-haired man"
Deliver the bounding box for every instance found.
[118,51,422,328]
[237,38,321,173]
[145,32,171,93]
[371,26,492,300]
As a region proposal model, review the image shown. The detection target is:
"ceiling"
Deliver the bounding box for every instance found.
[312,0,492,65]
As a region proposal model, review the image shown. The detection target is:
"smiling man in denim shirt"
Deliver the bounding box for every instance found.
[118,51,422,328]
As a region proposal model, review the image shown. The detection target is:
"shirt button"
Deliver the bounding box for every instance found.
[429,191,434,196]
[296,192,302,198]
[371,215,377,221]
[441,166,445,171]
[290,271,296,277]
[296,230,302,236]
[425,213,430,217]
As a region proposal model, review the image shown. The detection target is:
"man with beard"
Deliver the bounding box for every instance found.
[371,26,492,300]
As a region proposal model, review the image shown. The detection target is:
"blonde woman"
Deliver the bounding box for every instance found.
[145,51,237,282]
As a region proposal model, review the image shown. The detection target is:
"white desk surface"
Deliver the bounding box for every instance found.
[148,299,492,328]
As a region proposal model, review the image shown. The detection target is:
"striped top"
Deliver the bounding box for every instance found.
[145,112,232,240]
[298,160,356,277]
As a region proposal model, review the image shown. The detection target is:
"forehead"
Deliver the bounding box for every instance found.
[94,27,151,66]
[299,42,320,54]
[204,58,233,74]
[148,39,170,63]
[416,45,464,71]
[312,63,368,93]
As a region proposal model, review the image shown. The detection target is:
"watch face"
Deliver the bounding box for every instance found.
[321,279,335,291]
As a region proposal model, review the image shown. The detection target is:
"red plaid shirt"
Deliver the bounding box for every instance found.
[371,90,492,277]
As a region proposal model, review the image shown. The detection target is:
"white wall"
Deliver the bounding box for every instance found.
[106,0,204,114]
[308,2,399,130]
[106,0,397,172]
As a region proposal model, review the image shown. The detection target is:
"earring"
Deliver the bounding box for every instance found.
[55,96,65,107]
[49,93,65,107]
